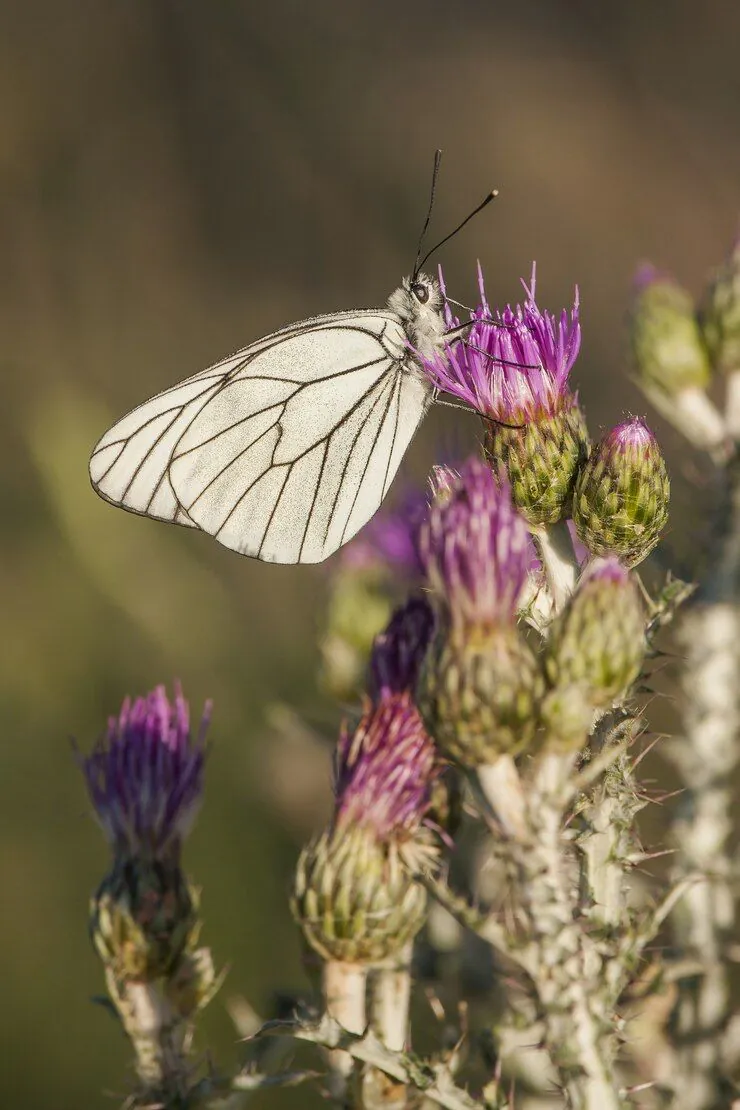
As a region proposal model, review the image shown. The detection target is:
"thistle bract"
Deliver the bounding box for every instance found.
[91,857,199,981]
[542,557,646,749]
[631,265,711,394]
[700,237,740,376]
[573,418,670,567]
[423,265,588,524]
[77,683,209,861]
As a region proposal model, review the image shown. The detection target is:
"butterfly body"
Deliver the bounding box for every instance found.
[89,273,445,564]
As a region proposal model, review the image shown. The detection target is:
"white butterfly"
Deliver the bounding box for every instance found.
[89,273,449,564]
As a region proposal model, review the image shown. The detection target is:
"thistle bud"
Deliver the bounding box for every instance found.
[418,458,544,765]
[700,237,740,376]
[542,558,645,749]
[631,265,711,393]
[293,600,437,965]
[91,858,199,980]
[630,266,726,454]
[76,684,210,981]
[422,265,588,525]
[573,418,669,567]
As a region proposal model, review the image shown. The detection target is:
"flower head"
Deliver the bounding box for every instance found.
[337,597,437,841]
[421,457,535,630]
[425,263,581,424]
[78,683,210,861]
[700,234,740,376]
[542,556,646,749]
[573,417,670,567]
[369,595,435,701]
[630,264,711,394]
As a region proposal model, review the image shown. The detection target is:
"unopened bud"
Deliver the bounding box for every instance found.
[573,418,669,567]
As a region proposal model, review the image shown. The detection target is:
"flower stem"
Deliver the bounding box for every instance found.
[322,960,368,1097]
[362,944,413,1109]
[475,756,527,841]
[533,518,580,612]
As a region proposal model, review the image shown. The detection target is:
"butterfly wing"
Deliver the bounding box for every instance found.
[169,315,432,563]
[89,311,432,563]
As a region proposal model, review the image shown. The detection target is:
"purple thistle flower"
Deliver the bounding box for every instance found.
[334,698,437,842]
[420,457,536,629]
[425,263,581,425]
[369,596,435,702]
[77,683,210,860]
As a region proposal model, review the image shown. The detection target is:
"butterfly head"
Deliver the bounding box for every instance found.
[388,272,446,359]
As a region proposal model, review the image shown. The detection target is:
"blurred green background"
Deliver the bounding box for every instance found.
[2,1,739,1104]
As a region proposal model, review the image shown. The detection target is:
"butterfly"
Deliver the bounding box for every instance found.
[89,157,495,564]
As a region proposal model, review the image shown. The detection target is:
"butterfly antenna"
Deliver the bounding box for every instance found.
[416,189,498,275]
[413,149,443,279]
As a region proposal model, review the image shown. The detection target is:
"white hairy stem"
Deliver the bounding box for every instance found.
[475,756,528,841]
[638,382,729,461]
[667,602,740,1109]
[517,753,622,1110]
[533,519,580,612]
[362,944,414,1109]
[322,960,368,1093]
[106,972,187,1091]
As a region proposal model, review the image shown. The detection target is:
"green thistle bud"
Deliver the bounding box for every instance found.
[421,625,544,764]
[485,401,589,526]
[700,237,740,375]
[573,418,669,568]
[90,858,199,980]
[291,824,428,964]
[319,567,394,700]
[542,558,645,749]
[631,265,711,394]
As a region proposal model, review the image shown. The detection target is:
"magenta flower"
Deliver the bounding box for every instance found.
[425,263,581,424]
[77,683,210,860]
[420,458,536,629]
[334,598,437,842]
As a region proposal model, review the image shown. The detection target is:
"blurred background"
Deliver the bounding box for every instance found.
[2,1,739,1104]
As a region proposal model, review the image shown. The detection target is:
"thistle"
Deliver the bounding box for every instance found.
[293,598,437,965]
[631,265,712,394]
[629,265,727,453]
[76,683,210,982]
[419,458,544,765]
[699,237,740,376]
[423,264,588,525]
[573,417,670,568]
[542,557,646,749]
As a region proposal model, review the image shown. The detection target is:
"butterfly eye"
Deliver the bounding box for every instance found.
[411,282,430,304]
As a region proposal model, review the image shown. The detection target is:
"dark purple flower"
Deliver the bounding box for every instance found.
[77,683,210,860]
[425,263,581,424]
[334,698,436,842]
[420,457,536,629]
[369,596,435,702]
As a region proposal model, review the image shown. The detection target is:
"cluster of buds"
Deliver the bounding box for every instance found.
[424,265,671,570]
[76,684,216,1092]
[630,242,740,449]
[293,598,439,966]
